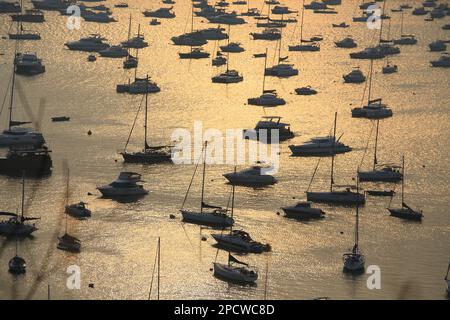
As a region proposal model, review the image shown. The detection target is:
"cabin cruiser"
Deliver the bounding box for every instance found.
[116,77,160,94]
[223,166,277,187]
[343,244,365,273]
[212,69,243,83]
[65,34,110,52]
[171,32,207,46]
[393,35,417,45]
[206,12,245,25]
[179,47,210,59]
[281,202,325,220]
[65,202,91,219]
[250,28,281,40]
[288,41,320,52]
[31,0,71,11]
[271,5,297,15]
[14,52,45,75]
[289,136,351,156]
[0,127,45,148]
[304,1,328,10]
[10,9,45,22]
[97,172,149,198]
[0,146,52,177]
[247,92,286,107]
[219,42,245,53]
[429,40,446,52]
[430,54,450,67]
[57,233,81,252]
[83,11,116,23]
[358,166,402,182]
[335,37,357,48]
[343,68,366,83]
[212,230,270,253]
[376,43,400,55]
[197,27,228,40]
[0,1,21,13]
[99,45,127,58]
[121,34,148,49]
[243,116,294,142]
[351,98,393,119]
[8,255,26,274]
[265,63,298,77]
[213,256,258,284]
[143,7,175,18]
[212,54,226,66]
[295,86,317,95]
[350,47,385,60]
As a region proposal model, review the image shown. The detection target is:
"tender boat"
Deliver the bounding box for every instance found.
[213,254,258,284]
[243,116,294,142]
[14,52,45,75]
[65,34,110,52]
[180,142,234,228]
[332,22,349,28]
[343,68,366,83]
[99,45,128,58]
[281,202,325,220]
[143,7,175,18]
[335,37,357,48]
[97,172,149,198]
[212,53,227,66]
[223,165,277,187]
[382,62,398,74]
[149,18,161,25]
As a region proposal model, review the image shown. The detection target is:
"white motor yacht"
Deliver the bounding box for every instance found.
[289,136,351,156]
[171,32,207,46]
[31,0,71,11]
[265,63,298,77]
[212,69,243,83]
[212,230,269,253]
[179,47,210,59]
[352,98,393,119]
[304,1,328,10]
[247,92,286,107]
[97,172,149,198]
[65,34,110,52]
[243,116,294,142]
[335,37,357,48]
[429,40,447,52]
[219,42,245,53]
[143,7,175,18]
[288,41,320,52]
[272,5,297,15]
[99,45,128,58]
[281,202,325,220]
[14,52,45,75]
[223,165,277,187]
[343,68,366,83]
[251,28,281,41]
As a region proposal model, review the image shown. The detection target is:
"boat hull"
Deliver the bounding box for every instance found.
[0,152,52,177]
[307,191,365,205]
[358,170,402,182]
[388,208,423,221]
[289,145,352,157]
[281,206,324,220]
[213,263,258,284]
[121,152,172,164]
[223,173,276,187]
[97,186,148,198]
[180,210,234,228]
[211,234,267,253]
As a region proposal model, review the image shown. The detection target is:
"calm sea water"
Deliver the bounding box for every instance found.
[0,0,449,300]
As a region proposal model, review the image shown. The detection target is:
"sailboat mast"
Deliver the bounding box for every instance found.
[355,205,359,246]
[400,9,404,36]
[144,75,149,150]
[378,0,387,44]
[230,167,236,234]
[278,14,283,63]
[200,141,207,213]
[401,155,405,207]
[226,25,230,71]
[368,59,373,104]
[262,48,268,93]
[9,63,17,131]
[21,171,25,219]
[157,237,160,301]
[300,0,305,41]
[373,120,379,170]
[330,112,337,192]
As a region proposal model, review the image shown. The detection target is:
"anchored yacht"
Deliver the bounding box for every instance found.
[243,116,294,142]
[289,136,351,156]
[223,165,277,187]
[343,68,366,83]
[97,172,149,198]
[143,7,175,18]
[65,34,110,52]
[212,69,243,83]
[14,52,45,75]
[335,37,357,48]
[281,202,325,220]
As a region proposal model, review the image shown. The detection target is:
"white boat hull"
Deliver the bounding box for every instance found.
[213,263,258,284]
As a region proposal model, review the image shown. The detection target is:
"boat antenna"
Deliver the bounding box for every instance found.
[200,141,208,213]
[373,120,379,170]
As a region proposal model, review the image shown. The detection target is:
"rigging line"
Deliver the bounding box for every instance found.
[360,63,370,105]
[306,157,322,192]
[123,94,145,151]
[180,142,205,210]
[0,71,13,118]
[359,121,375,168]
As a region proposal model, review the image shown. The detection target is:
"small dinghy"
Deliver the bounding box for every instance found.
[367,190,395,197]
[65,202,91,219]
[253,53,267,58]
[9,255,26,274]
[87,54,96,62]
[51,116,70,122]
[295,86,318,95]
